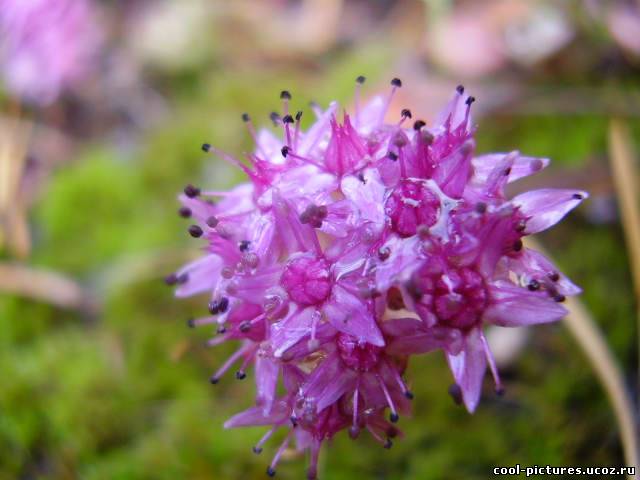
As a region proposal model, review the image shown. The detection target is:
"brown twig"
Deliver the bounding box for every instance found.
[526,238,639,478]
[0,262,98,313]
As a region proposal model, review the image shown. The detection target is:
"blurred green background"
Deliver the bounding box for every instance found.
[1,1,639,479]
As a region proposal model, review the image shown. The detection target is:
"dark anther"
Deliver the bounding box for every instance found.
[475,202,487,214]
[209,376,219,385]
[572,193,583,200]
[512,239,523,252]
[383,438,393,449]
[420,129,434,144]
[548,271,560,282]
[253,446,263,454]
[417,224,430,240]
[266,466,276,477]
[280,90,291,100]
[239,321,251,333]
[239,240,251,252]
[387,151,398,161]
[217,325,227,334]
[456,84,465,94]
[405,278,423,301]
[283,114,294,124]
[201,143,211,153]
[290,416,298,427]
[235,371,246,380]
[186,318,195,328]
[218,297,229,313]
[495,386,506,396]
[178,206,192,218]
[357,173,366,183]
[269,111,281,125]
[281,145,290,157]
[401,108,412,119]
[348,426,360,439]
[465,96,476,106]
[413,120,426,131]
[295,111,303,121]
[386,287,405,311]
[553,293,566,303]
[356,75,366,84]
[184,184,200,198]
[404,390,414,400]
[177,273,189,284]
[208,300,220,315]
[206,216,219,228]
[504,167,512,176]
[386,426,399,438]
[448,383,463,405]
[378,246,391,261]
[389,412,399,423]
[164,273,178,285]
[515,220,527,233]
[527,279,540,291]
[188,225,203,238]
[391,77,402,87]
[242,113,250,122]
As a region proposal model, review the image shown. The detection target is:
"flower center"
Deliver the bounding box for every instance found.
[416,266,488,330]
[280,255,332,306]
[384,180,439,237]
[337,333,382,372]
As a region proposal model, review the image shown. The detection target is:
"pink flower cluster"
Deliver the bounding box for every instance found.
[169,78,586,478]
[0,0,101,105]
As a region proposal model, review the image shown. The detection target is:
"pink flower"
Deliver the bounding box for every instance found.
[168,78,587,477]
[0,0,102,105]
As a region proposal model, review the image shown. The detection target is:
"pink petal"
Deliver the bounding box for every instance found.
[512,188,588,234]
[223,401,289,428]
[446,328,486,413]
[271,307,317,358]
[323,285,384,346]
[255,354,280,415]
[300,353,358,412]
[175,255,222,298]
[485,281,568,326]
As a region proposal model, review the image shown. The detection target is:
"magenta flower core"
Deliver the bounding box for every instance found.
[169,78,586,478]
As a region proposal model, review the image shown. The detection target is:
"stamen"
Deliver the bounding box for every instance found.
[349,387,360,439]
[354,75,366,127]
[253,426,278,454]
[448,383,463,405]
[413,120,426,131]
[293,111,302,149]
[280,90,291,115]
[268,430,293,477]
[380,77,402,124]
[210,347,247,384]
[389,361,413,399]
[178,207,192,218]
[377,374,399,423]
[187,316,216,328]
[164,273,178,285]
[480,333,504,395]
[242,113,269,159]
[269,111,281,126]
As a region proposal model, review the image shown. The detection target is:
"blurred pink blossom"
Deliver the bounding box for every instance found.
[0,0,102,105]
